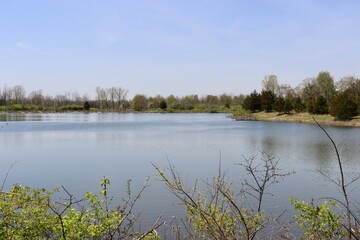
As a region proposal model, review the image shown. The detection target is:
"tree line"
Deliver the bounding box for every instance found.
[242,72,360,120]
[0,84,245,113]
[1,71,359,119]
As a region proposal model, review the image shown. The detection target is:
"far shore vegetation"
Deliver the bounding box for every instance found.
[1,71,360,126]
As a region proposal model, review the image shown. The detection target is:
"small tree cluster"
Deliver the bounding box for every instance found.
[242,89,295,114]
[130,93,246,112]
[95,86,128,111]
[241,72,360,119]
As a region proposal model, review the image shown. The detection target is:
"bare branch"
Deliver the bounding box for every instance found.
[239,152,294,212]
[313,117,354,239]
[1,160,19,191]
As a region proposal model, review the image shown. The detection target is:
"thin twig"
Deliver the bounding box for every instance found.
[1,160,19,191]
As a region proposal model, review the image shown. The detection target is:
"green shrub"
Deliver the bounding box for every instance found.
[7,104,24,111]
[5,104,43,111]
[289,197,345,239]
[232,106,251,116]
[0,177,160,239]
[58,105,84,111]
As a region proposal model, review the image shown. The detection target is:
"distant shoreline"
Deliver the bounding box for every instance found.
[1,110,360,128]
[231,112,360,127]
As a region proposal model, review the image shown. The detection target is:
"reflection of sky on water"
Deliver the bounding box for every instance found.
[1,113,360,228]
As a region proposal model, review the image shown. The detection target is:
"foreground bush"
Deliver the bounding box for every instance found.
[289,198,346,239]
[153,152,294,239]
[0,177,161,240]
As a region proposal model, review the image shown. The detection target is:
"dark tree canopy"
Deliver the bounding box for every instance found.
[83,101,90,111]
[330,91,358,120]
[159,99,167,110]
[284,96,294,113]
[313,96,329,114]
[260,90,275,112]
[242,90,261,113]
[273,96,285,113]
[293,96,305,113]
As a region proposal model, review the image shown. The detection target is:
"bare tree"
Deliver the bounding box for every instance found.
[43,95,54,107]
[81,94,89,102]
[108,87,117,111]
[0,84,11,106]
[239,152,295,212]
[114,87,128,110]
[278,84,294,98]
[54,94,70,107]
[29,89,44,106]
[336,75,358,93]
[11,85,26,104]
[96,86,110,110]
[70,92,82,105]
[262,75,279,95]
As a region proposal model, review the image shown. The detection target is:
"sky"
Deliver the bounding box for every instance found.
[1,0,360,99]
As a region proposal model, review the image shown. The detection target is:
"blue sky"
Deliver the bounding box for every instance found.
[1,0,359,98]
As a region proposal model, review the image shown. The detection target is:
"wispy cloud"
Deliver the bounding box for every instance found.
[14,42,49,55]
[97,32,122,46]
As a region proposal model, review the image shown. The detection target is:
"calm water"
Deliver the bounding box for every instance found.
[1,113,360,228]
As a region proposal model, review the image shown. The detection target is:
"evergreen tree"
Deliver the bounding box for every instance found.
[293,96,305,113]
[313,96,328,114]
[273,96,285,113]
[284,96,294,113]
[242,90,261,113]
[83,101,90,111]
[260,90,275,112]
[159,99,167,110]
[330,91,358,120]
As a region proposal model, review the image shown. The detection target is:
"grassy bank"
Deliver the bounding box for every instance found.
[232,111,360,127]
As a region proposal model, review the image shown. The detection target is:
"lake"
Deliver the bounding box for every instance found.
[1,113,360,232]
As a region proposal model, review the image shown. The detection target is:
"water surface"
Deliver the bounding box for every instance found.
[1,113,359,228]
